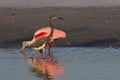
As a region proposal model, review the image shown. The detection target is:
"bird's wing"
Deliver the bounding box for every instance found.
[32,37,48,48]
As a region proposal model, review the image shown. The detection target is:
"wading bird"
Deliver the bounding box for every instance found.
[33,27,66,53]
[20,15,66,55]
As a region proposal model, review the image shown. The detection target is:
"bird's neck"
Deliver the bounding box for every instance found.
[27,39,36,46]
[48,18,54,40]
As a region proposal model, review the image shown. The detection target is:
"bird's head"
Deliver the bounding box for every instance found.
[20,41,31,51]
[48,15,63,21]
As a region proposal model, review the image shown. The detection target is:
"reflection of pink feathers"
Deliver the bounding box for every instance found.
[45,62,64,78]
[34,57,65,78]
[34,27,66,41]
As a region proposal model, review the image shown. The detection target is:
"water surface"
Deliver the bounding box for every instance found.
[0,47,120,80]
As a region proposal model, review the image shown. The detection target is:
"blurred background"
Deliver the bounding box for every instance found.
[0,0,120,47]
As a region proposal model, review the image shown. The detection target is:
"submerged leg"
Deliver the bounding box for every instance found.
[39,48,45,56]
[47,42,54,55]
[47,44,51,55]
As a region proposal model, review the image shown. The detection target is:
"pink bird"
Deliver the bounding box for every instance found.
[21,15,66,55]
[34,27,66,40]
[33,27,66,53]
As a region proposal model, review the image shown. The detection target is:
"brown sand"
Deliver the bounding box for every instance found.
[0,7,120,47]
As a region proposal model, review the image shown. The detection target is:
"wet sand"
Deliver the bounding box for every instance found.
[0,7,120,47]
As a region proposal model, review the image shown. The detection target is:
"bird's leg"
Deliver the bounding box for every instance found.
[39,48,45,56]
[39,49,43,54]
[47,42,54,55]
[46,43,51,55]
[48,47,50,55]
[47,42,53,55]
[50,41,55,48]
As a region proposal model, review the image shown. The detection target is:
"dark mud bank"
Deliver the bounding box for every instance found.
[0,7,120,47]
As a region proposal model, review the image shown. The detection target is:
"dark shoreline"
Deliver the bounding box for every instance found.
[1,37,120,48]
[0,7,120,48]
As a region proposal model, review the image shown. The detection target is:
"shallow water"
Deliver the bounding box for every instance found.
[0,47,120,80]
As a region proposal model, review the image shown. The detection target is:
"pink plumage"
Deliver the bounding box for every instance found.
[34,27,66,41]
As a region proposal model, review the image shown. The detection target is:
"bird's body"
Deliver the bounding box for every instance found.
[20,15,66,55]
[33,42,46,50]
[33,27,66,51]
[34,27,66,42]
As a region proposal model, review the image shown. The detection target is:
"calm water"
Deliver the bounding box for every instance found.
[0,47,120,80]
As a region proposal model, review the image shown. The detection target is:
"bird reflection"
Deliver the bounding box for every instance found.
[20,51,65,80]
